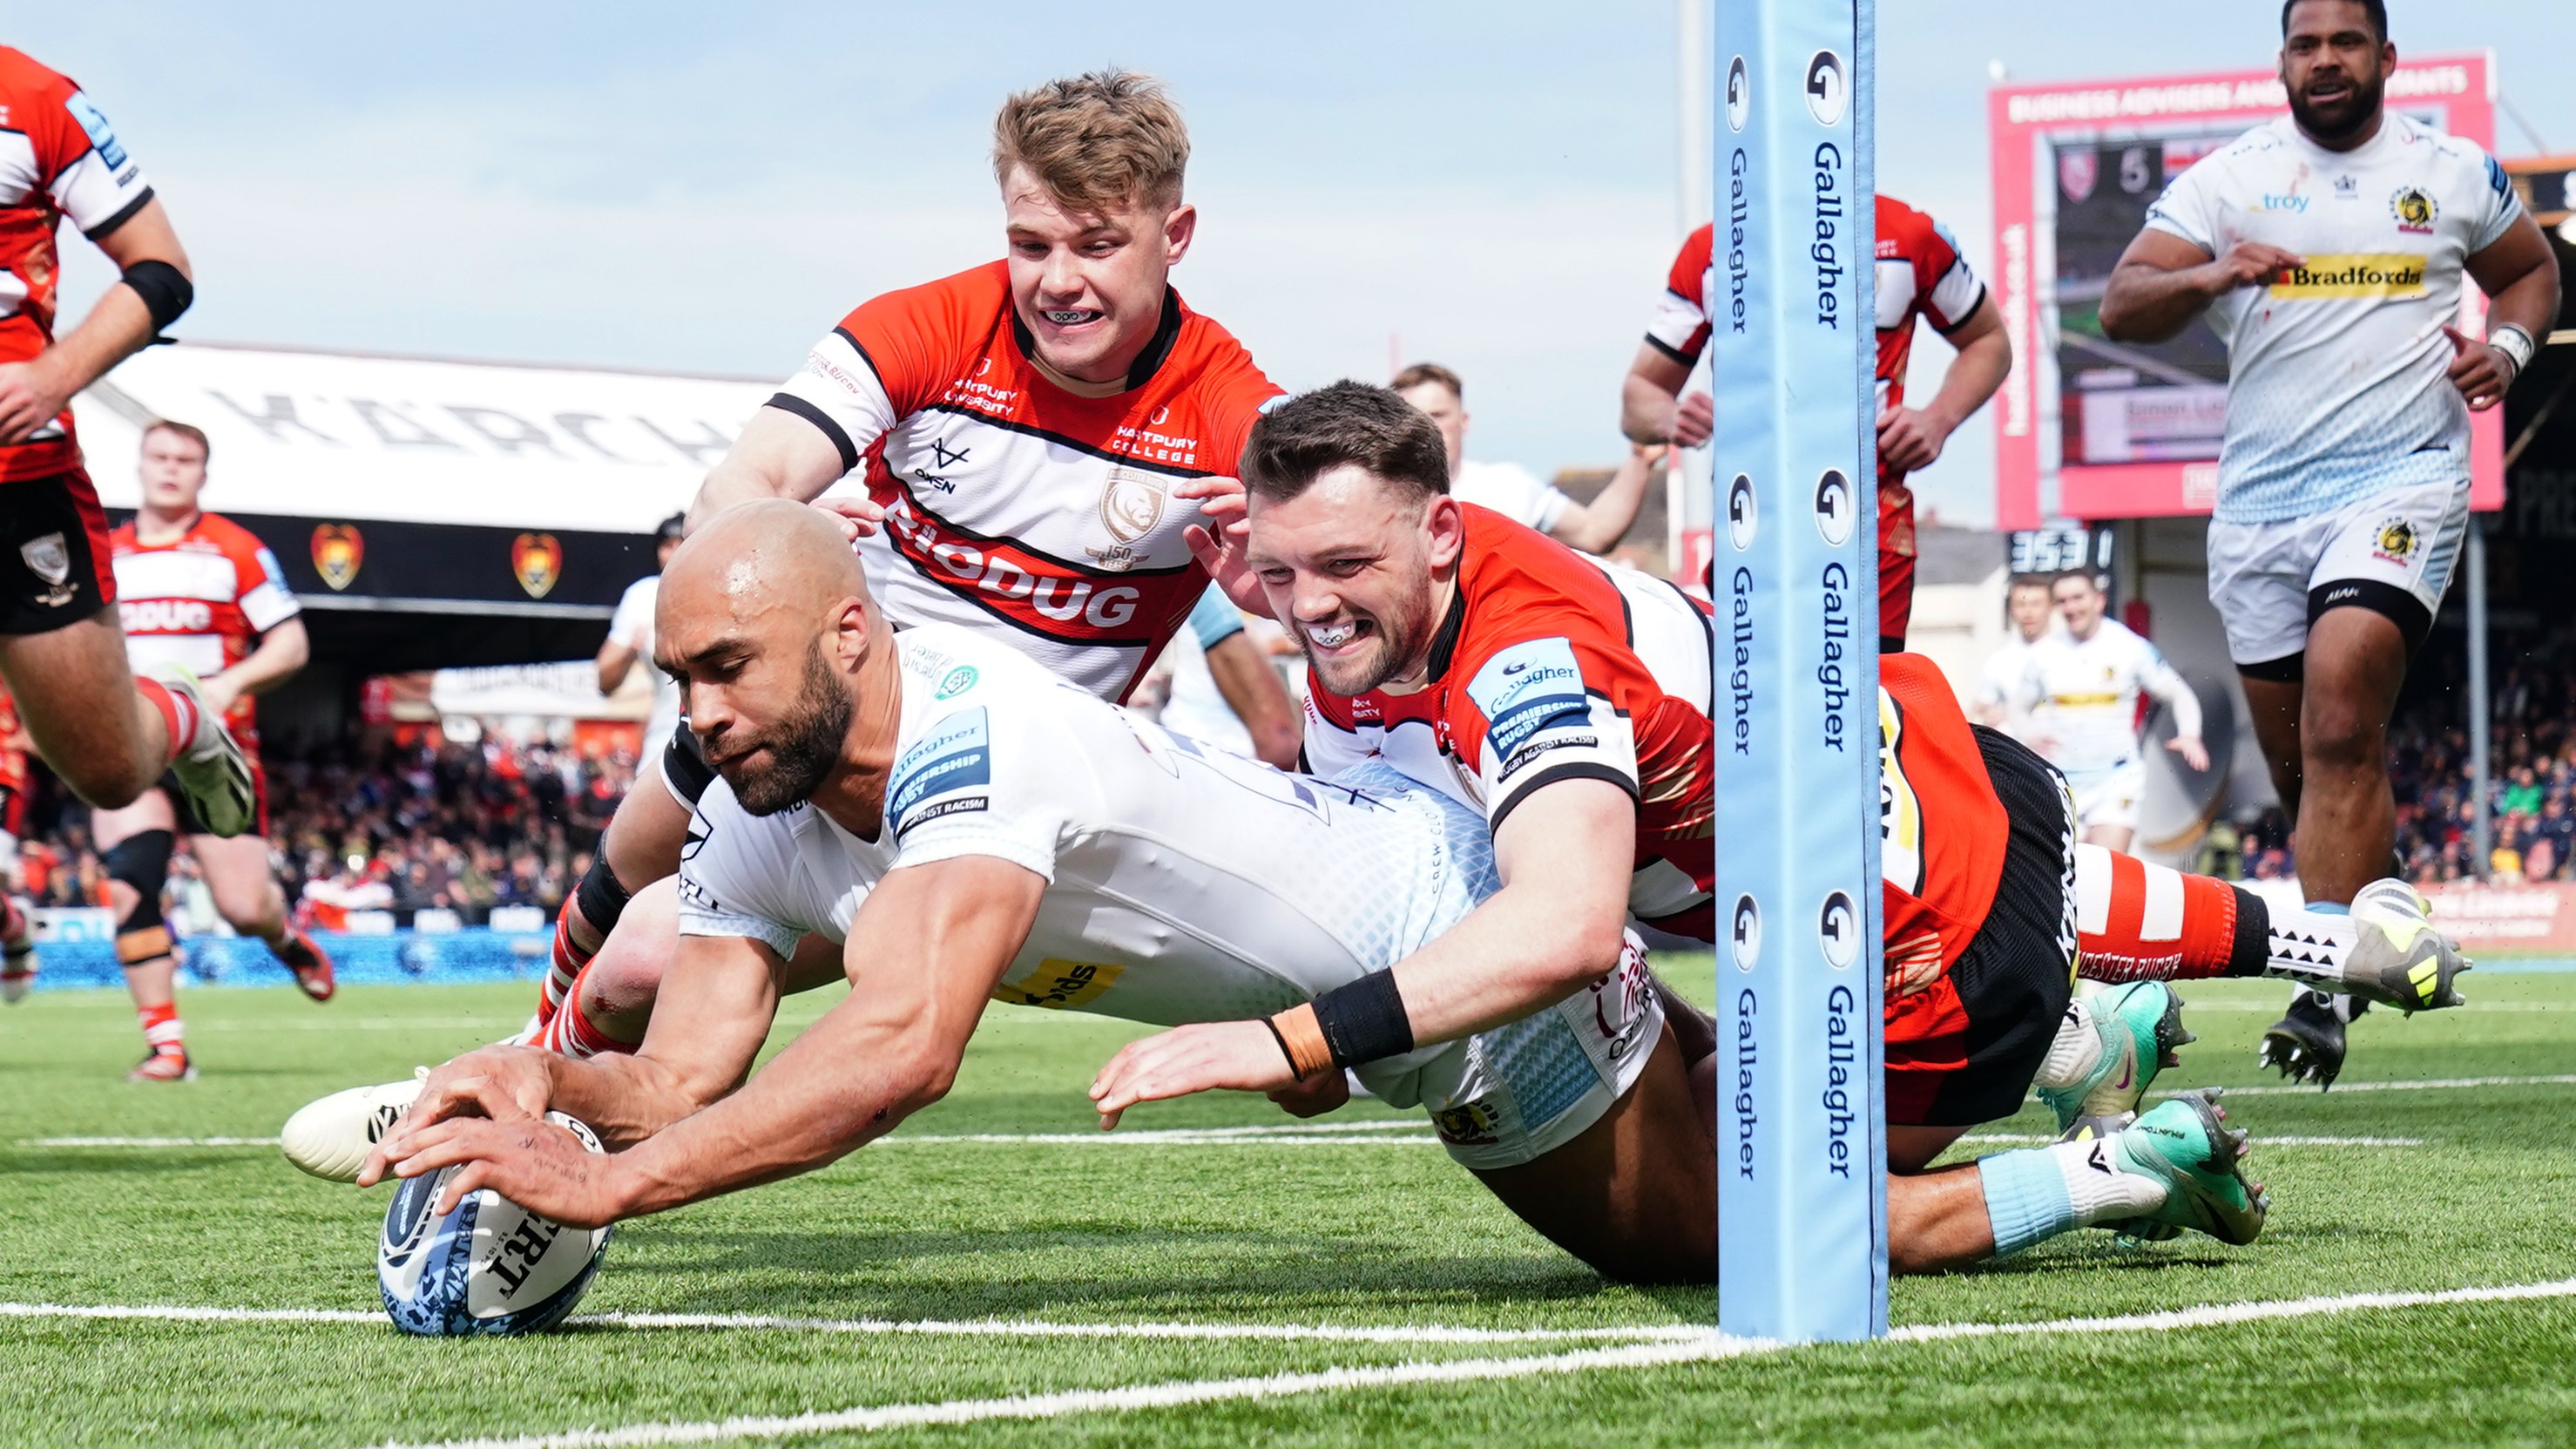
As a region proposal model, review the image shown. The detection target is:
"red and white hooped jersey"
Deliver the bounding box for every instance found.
[768,261,1281,701]
[1644,194,1986,444]
[112,511,300,734]
[0,48,157,484]
[1302,506,1720,935]
[0,682,25,797]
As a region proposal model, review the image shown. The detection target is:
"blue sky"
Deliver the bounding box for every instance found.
[26,2,2575,526]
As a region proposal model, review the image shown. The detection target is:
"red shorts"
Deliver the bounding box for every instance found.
[0,468,117,635]
[1877,479,1915,650]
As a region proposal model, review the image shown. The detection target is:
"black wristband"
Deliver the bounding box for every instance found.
[1308,971,1415,1070]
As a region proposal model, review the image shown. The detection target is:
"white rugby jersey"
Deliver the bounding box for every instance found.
[766,262,1281,702]
[1448,460,1572,535]
[2013,620,2197,776]
[677,624,1494,1044]
[606,573,681,752]
[2144,112,2523,524]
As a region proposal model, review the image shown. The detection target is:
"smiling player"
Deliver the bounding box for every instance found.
[531,70,1282,1051]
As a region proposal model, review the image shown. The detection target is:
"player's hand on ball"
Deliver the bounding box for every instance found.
[2208,242,2302,293]
[357,1046,551,1186]
[2167,734,2210,772]
[1089,1020,1300,1130]
[2442,326,2515,411]
[387,1116,625,1229]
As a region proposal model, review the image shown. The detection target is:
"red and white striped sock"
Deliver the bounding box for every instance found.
[132,676,200,767]
[535,969,634,1060]
[2074,843,2246,984]
[537,897,599,1026]
[137,1000,186,1059]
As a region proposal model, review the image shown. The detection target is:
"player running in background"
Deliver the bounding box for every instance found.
[0,49,255,866]
[2097,0,2559,1085]
[1971,575,2060,728]
[530,70,1281,1053]
[93,422,332,1080]
[2010,570,2208,854]
[596,514,686,766]
[0,682,35,1001]
[1390,362,1659,555]
[1622,193,2011,649]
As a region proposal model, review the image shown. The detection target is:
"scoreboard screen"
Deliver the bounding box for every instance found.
[2006,523,2114,579]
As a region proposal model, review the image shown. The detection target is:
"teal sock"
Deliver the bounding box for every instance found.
[2304,901,2350,916]
[1978,1148,2078,1256]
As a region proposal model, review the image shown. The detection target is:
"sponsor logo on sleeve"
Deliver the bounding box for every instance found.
[64,93,128,171]
[934,665,979,700]
[1465,638,1592,760]
[888,708,993,836]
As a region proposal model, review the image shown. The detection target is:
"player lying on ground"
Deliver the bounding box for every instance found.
[529,69,1281,1039]
[340,505,2445,1280]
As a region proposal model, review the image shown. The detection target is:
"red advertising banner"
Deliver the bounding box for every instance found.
[1985,54,2501,530]
[2427,880,2576,960]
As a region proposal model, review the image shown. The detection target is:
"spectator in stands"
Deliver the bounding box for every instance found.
[1391,362,1660,554]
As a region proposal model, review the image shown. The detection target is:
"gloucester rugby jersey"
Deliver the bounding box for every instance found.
[767,262,1281,701]
[112,511,299,737]
[0,48,158,483]
[1302,506,1719,936]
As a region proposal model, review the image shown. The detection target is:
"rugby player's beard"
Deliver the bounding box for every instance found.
[2286,63,2383,146]
[1307,585,1441,699]
[720,640,855,816]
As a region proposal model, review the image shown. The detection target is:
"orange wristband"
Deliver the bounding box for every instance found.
[1268,1003,1335,1081]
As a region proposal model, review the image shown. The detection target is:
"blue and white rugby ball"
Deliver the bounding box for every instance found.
[378,1111,612,1336]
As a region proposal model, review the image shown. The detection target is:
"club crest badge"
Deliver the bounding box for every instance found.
[511,532,562,599]
[311,524,364,591]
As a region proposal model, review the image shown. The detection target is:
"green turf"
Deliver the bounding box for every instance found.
[4,963,2574,1446]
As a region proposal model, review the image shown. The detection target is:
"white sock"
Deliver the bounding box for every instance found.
[2265,904,2356,991]
[2048,1136,2166,1223]
[2032,1002,2105,1091]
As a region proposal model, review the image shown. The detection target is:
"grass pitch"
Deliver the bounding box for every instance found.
[4,962,2576,1446]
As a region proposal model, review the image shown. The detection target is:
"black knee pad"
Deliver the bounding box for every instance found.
[575,850,635,937]
[105,829,175,965]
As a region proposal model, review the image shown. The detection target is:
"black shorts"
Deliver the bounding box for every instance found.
[1884,727,2079,1128]
[657,725,715,809]
[0,469,117,635]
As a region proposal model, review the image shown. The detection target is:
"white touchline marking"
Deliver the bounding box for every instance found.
[0,1301,1699,1346]
[17,1121,1444,1151]
[22,1136,280,1148]
[1961,1134,2424,1148]
[370,1278,2576,1449]
[2180,1073,2576,1098]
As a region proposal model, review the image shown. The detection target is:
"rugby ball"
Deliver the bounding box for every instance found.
[377,1112,612,1336]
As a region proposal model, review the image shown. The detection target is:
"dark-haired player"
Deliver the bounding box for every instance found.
[0,48,256,897]
[2099,0,2558,1084]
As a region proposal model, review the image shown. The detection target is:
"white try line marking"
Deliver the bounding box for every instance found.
[0,1301,1699,1346]
[2189,1073,2576,1098]
[17,1120,1443,1152]
[368,1277,2576,1449]
[1961,1134,2422,1148]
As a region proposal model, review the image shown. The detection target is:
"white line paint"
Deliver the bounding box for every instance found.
[372,1278,2576,1449]
[0,1301,1698,1346]
[18,1121,1444,1152]
[1960,1134,2423,1148]
[2187,1073,2576,1098]
[22,1135,280,1148]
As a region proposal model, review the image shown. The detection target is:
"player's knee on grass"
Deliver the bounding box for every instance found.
[106,829,176,967]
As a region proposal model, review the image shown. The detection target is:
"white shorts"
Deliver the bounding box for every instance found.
[1358,932,1663,1172]
[2063,759,2144,834]
[2206,478,2470,669]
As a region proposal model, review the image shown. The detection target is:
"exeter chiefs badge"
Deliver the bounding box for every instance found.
[2372,517,2419,564]
[2390,185,2437,234]
[310,524,364,591]
[511,532,562,599]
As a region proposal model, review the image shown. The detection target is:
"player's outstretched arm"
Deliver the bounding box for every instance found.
[381,856,1042,1226]
[686,408,877,533]
[2098,230,2296,344]
[0,199,190,445]
[1089,778,1638,1125]
[1552,444,1664,555]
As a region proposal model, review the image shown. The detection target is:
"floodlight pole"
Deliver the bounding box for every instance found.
[1707,0,1889,1344]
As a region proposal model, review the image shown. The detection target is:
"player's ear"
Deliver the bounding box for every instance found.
[829,597,869,669]
[1423,493,1464,571]
[1160,201,1198,265]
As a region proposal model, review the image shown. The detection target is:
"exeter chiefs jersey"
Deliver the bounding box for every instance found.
[112,511,299,735]
[767,263,1281,701]
[677,625,1494,1033]
[0,48,158,483]
[2013,620,2186,777]
[1302,506,1718,937]
[2144,112,2523,523]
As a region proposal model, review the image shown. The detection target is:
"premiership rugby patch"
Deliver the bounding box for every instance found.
[889,708,992,836]
[1467,638,1592,759]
